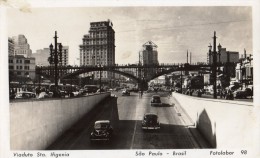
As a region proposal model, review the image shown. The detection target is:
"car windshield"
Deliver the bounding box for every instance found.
[153,96,160,99]
[144,114,158,121]
[94,123,109,130]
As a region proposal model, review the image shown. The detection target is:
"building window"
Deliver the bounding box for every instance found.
[9,66,14,69]
[25,60,30,64]
[17,72,21,75]
[20,66,22,69]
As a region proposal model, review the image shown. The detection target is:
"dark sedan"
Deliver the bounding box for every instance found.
[151,95,162,106]
[90,120,113,143]
[142,113,160,130]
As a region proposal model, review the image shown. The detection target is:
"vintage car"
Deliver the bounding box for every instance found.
[122,89,130,96]
[150,95,162,106]
[142,113,160,130]
[15,91,36,99]
[233,88,253,99]
[90,120,113,142]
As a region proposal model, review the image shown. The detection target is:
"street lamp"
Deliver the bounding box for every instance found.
[240,59,243,89]
[179,64,183,93]
[211,31,218,99]
[217,43,222,88]
[208,43,212,64]
[217,43,222,64]
[49,31,63,92]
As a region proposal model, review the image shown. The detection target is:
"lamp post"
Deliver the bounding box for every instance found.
[211,31,218,99]
[217,43,222,64]
[240,60,243,90]
[99,65,102,93]
[217,43,222,89]
[180,64,183,93]
[49,31,63,91]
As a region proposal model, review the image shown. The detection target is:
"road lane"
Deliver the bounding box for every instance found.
[47,92,208,150]
[130,92,199,149]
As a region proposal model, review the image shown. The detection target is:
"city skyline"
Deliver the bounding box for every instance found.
[7,6,252,65]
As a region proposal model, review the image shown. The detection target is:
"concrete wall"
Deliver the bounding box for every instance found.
[172,93,256,148]
[10,93,110,150]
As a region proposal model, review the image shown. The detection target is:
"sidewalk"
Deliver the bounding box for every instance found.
[172,92,256,148]
[182,92,253,103]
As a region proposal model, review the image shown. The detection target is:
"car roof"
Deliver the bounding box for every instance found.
[95,120,110,124]
[152,95,160,97]
[17,91,35,94]
[144,113,158,117]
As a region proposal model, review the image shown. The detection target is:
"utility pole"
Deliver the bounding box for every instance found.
[180,65,183,93]
[187,50,188,63]
[190,52,192,64]
[99,66,102,93]
[49,31,63,92]
[212,31,217,99]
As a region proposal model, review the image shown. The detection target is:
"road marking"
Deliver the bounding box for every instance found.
[130,119,138,149]
[130,95,140,149]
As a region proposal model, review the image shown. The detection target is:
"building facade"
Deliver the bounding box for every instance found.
[9,55,36,81]
[207,47,239,64]
[33,45,69,66]
[32,48,50,66]
[12,35,32,58]
[8,37,15,56]
[140,41,159,80]
[235,55,253,87]
[79,20,115,80]
[141,41,159,65]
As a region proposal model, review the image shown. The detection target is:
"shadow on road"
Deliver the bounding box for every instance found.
[47,96,212,150]
[196,109,217,148]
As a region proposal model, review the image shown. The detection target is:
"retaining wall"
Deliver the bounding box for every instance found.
[10,93,110,150]
[172,92,256,148]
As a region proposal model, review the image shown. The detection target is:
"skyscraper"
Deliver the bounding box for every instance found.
[141,41,159,65]
[12,35,32,58]
[140,41,159,80]
[79,19,115,80]
[32,45,69,66]
[8,37,15,56]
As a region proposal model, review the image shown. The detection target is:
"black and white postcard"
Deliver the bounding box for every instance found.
[0,0,259,158]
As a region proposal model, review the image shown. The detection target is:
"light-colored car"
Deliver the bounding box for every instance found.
[122,90,130,96]
[15,91,36,99]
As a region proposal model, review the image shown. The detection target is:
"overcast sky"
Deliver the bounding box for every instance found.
[7,6,252,65]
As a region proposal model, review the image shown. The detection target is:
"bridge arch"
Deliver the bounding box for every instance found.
[149,67,211,81]
[60,68,140,82]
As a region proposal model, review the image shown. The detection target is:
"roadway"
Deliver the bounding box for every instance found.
[47,92,210,150]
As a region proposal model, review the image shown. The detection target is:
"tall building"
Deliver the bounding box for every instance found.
[32,48,50,66]
[9,55,36,81]
[32,45,69,66]
[8,37,15,56]
[141,41,159,65]
[207,47,239,64]
[56,44,69,66]
[12,35,32,58]
[79,20,115,80]
[140,41,159,80]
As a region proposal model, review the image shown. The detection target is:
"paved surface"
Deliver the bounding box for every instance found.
[47,92,210,150]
